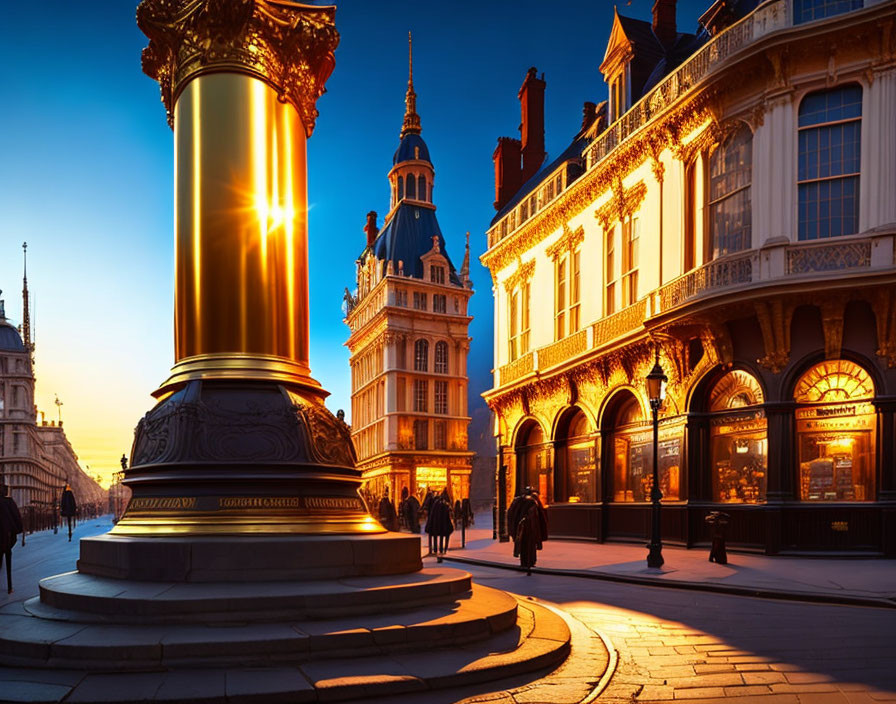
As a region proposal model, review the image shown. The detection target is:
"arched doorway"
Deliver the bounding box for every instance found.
[514,420,552,504]
[554,408,596,504]
[794,359,875,502]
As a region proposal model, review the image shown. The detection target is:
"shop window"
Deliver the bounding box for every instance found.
[562,411,596,503]
[709,370,768,503]
[794,0,862,24]
[709,125,752,258]
[434,341,448,374]
[795,360,875,501]
[798,85,861,240]
[611,396,681,502]
[414,339,428,371]
[517,423,552,504]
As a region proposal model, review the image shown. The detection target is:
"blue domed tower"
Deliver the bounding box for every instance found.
[345,34,474,512]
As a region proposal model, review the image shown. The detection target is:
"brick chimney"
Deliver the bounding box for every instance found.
[652,0,677,50]
[519,67,546,185]
[581,101,597,132]
[364,211,378,247]
[493,136,522,211]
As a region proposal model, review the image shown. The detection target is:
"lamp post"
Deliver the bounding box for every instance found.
[645,347,667,569]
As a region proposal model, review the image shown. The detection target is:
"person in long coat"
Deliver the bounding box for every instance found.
[401,488,421,534]
[507,487,548,575]
[0,484,23,594]
[424,490,454,554]
[377,489,398,532]
[60,484,77,542]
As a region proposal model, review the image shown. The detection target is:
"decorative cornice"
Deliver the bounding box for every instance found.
[503,257,536,293]
[595,179,647,230]
[545,224,584,261]
[137,0,338,135]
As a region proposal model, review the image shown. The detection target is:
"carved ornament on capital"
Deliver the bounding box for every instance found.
[137,0,339,134]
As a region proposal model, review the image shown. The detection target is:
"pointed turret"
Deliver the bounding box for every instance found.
[460,231,473,289]
[22,241,33,356]
[401,32,421,138]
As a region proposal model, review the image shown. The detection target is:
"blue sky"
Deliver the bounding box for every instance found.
[0,0,708,484]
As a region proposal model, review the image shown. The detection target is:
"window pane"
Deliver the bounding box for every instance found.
[798,84,862,127]
[798,176,860,240]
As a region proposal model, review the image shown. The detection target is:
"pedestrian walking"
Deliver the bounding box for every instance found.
[400,487,421,534]
[507,487,548,575]
[377,489,398,532]
[0,484,23,594]
[425,490,454,555]
[60,484,77,542]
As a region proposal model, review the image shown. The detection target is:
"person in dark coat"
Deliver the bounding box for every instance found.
[425,490,454,555]
[0,485,23,594]
[461,497,474,527]
[60,484,77,542]
[507,487,548,575]
[377,489,398,532]
[400,487,421,534]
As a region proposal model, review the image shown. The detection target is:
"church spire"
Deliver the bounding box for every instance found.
[22,241,33,355]
[460,231,472,289]
[400,31,421,138]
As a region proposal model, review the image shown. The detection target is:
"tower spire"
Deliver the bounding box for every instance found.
[460,231,472,289]
[22,241,33,355]
[401,31,421,137]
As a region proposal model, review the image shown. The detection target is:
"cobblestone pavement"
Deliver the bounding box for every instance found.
[462,563,896,704]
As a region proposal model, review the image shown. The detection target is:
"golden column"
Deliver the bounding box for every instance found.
[104,0,392,543]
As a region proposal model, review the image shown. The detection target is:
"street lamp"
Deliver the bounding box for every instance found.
[645,347,667,569]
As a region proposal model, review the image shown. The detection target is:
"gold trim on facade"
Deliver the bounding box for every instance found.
[137,0,338,136]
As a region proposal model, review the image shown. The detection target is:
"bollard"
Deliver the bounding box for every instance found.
[705,511,730,564]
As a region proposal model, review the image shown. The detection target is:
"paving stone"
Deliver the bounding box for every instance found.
[66,672,166,702]
[0,680,72,703]
[225,667,314,704]
[672,686,728,698]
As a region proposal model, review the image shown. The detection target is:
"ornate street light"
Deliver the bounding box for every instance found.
[645,347,667,568]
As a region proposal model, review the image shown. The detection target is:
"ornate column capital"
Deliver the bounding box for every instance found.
[137,0,339,135]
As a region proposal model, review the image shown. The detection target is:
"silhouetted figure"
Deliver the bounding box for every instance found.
[0,485,23,594]
[462,497,474,527]
[400,487,421,534]
[507,487,548,575]
[425,491,454,555]
[60,485,77,542]
[378,490,398,532]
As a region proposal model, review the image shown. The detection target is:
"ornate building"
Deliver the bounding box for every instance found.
[345,38,474,509]
[0,248,106,511]
[482,0,896,555]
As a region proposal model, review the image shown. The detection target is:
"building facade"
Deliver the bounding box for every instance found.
[482,0,896,555]
[345,41,474,510]
[0,256,105,512]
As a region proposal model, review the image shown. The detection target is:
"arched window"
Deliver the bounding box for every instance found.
[610,395,681,503]
[709,370,767,503]
[517,422,552,504]
[794,360,875,501]
[413,339,428,372]
[798,85,862,240]
[561,410,595,504]
[397,176,404,201]
[418,175,427,202]
[709,125,752,258]
[434,341,448,374]
[407,172,417,199]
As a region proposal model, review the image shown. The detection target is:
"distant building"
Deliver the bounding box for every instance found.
[0,248,105,512]
[482,0,896,555]
[345,37,474,509]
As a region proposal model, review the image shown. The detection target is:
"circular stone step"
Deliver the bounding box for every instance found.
[33,568,473,624]
[3,585,518,671]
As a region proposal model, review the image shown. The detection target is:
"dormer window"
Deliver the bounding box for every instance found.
[430,265,445,284]
[609,67,629,123]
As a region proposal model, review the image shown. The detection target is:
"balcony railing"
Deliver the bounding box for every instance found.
[499,351,534,386]
[586,0,790,169]
[538,328,588,370]
[592,299,648,348]
[786,239,872,274]
[659,254,755,311]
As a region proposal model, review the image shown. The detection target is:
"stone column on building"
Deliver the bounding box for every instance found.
[860,67,896,232]
[753,93,795,246]
[764,401,795,555]
[874,397,896,556]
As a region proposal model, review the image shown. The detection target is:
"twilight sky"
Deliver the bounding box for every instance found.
[0,0,707,486]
